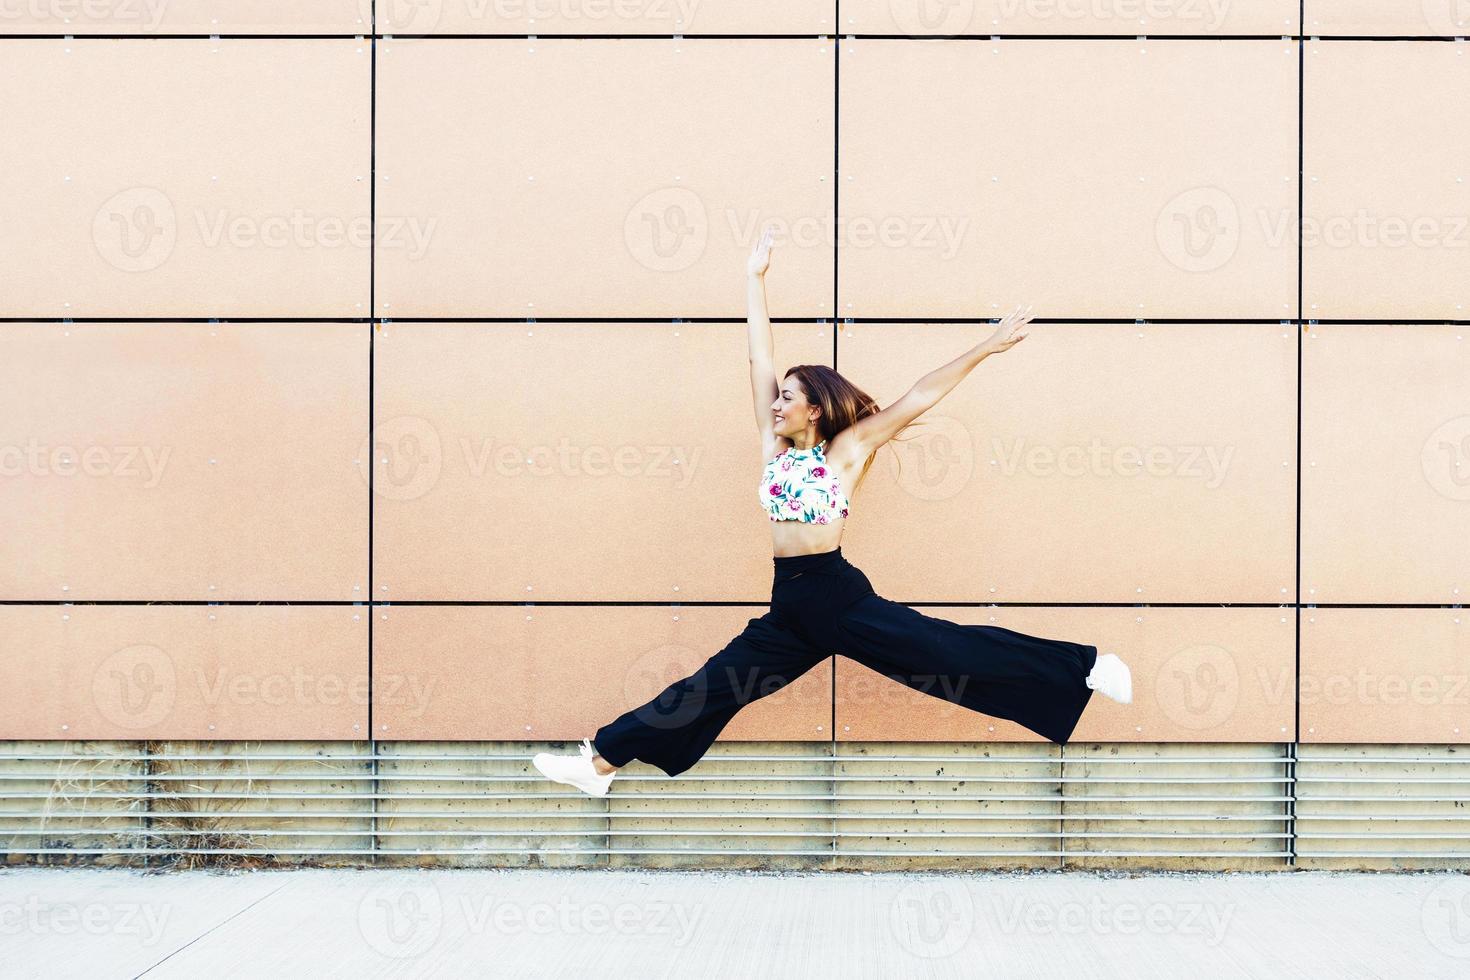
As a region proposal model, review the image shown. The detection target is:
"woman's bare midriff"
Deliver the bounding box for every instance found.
[770,519,845,557]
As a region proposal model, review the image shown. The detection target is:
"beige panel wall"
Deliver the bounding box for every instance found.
[1301,324,1469,604]
[373,321,832,600]
[838,39,1298,319]
[843,0,1297,35]
[837,607,1294,742]
[0,606,368,740]
[374,38,834,318]
[2,27,1463,759]
[0,323,368,602]
[1303,42,1470,319]
[373,606,831,740]
[1300,609,1469,743]
[837,322,1296,603]
[0,40,370,318]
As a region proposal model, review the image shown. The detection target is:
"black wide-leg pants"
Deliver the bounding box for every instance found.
[593,546,1098,777]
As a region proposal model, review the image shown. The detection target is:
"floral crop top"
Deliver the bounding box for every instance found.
[759,439,850,525]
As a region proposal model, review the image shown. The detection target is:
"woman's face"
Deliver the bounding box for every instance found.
[770,375,817,439]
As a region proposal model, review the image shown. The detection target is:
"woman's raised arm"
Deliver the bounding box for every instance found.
[832,304,1034,463]
[746,225,782,459]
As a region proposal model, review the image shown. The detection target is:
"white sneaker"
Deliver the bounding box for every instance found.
[1086,653,1133,704]
[532,738,616,797]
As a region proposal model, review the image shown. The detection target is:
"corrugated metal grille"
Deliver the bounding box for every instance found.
[1,741,1466,869]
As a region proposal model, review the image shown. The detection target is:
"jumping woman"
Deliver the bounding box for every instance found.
[533,226,1133,797]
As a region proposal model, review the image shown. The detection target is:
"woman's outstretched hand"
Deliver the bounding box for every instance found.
[980,303,1033,355]
[747,224,775,278]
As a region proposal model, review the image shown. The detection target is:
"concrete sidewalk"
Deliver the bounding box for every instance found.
[2,866,1468,978]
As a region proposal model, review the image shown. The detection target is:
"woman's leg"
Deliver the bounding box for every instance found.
[592,608,828,777]
[834,592,1099,743]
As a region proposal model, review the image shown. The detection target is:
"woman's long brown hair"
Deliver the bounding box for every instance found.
[783,364,926,496]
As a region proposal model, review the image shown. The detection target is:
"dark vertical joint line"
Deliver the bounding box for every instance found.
[1290,0,1305,867]
[368,8,379,861]
[830,10,840,853]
